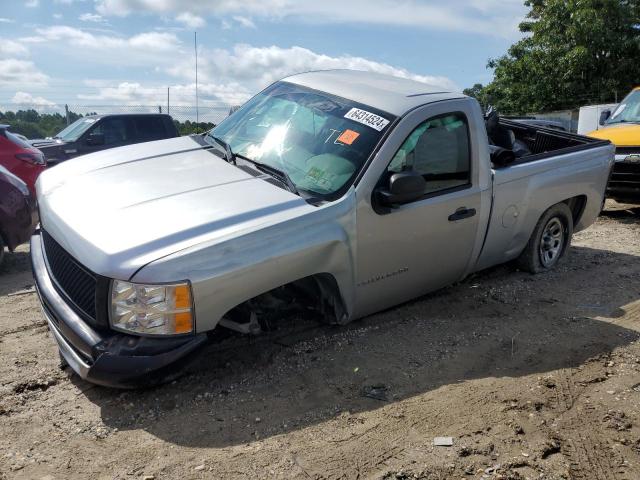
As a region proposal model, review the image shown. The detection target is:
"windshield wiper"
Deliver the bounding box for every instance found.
[239,156,299,196]
[204,133,299,196]
[205,132,236,165]
[607,119,640,125]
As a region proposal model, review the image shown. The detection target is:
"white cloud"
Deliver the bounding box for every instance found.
[53,13,63,19]
[5,25,456,108]
[221,16,256,30]
[24,0,39,7]
[128,32,181,51]
[96,0,527,37]
[168,44,459,93]
[232,16,255,28]
[79,13,107,23]
[0,18,14,23]
[0,39,29,57]
[20,26,183,62]
[72,41,455,108]
[77,82,158,102]
[176,12,206,29]
[75,81,250,107]
[0,59,48,86]
[11,91,55,106]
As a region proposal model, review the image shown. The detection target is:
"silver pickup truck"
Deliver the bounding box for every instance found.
[31,70,614,387]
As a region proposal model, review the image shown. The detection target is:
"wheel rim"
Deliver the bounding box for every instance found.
[539,217,564,267]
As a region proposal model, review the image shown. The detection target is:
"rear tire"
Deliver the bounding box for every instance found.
[517,203,573,273]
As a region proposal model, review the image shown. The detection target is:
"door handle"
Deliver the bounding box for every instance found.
[448,207,476,221]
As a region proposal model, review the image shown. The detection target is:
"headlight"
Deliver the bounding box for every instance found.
[110,280,194,335]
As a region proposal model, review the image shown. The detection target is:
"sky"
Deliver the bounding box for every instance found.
[0,0,528,114]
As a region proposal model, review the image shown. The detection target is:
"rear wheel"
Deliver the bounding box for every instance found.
[517,203,573,273]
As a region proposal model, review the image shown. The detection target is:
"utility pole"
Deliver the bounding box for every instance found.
[194,31,199,133]
[64,104,70,125]
[167,87,170,116]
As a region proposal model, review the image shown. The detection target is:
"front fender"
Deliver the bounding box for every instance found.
[131,192,357,332]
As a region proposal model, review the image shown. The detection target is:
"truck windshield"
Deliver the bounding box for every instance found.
[55,117,97,141]
[607,90,640,124]
[208,82,394,198]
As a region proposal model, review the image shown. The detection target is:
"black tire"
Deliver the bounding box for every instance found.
[517,203,573,273]
[0,234,5,268]
[58,350,69,370]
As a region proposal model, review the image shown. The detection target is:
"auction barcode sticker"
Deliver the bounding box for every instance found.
[344,108,390,131]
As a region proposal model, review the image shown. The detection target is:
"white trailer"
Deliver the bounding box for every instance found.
[577,104,618,135]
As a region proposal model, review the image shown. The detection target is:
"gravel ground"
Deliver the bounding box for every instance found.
[1,201,640,480]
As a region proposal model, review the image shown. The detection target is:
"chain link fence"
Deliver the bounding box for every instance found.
[11,103,233,124]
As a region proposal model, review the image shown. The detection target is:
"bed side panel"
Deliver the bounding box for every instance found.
[474,143,613,272]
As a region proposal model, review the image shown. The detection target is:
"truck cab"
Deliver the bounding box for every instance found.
[588,87,640,204]
[30,113,179,166]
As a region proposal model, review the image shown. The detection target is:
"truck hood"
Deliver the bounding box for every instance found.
[30,138,66,148]
[587,124,640,146]
[37,135,313,279]
[31,140,69,163]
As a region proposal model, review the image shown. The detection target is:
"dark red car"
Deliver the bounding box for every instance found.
[0,166,38,266]
[0,125,47,195]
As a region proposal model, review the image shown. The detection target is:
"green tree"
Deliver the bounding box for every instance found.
[174,120,215,136]
[462,83,490,109]
[478,0,640,113]
[0,110,75,138]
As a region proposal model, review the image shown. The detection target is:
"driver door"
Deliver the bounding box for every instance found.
[78,117,132,156]
[353,100,489,318]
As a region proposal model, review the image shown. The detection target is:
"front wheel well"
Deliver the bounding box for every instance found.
[218,273,348,334]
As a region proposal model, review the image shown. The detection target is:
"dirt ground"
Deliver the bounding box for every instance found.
[1,202,640,480]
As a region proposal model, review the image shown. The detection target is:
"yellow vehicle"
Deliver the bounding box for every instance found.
[588,87,640,204]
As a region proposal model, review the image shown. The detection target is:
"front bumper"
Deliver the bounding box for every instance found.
[607,156,640,204]
[30,233,207,388]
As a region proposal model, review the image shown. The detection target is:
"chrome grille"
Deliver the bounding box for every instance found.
[42,230,97,320]
[609,161,640,189]
[615,147,640,156]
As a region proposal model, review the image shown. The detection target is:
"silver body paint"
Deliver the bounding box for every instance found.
[36,70,614,333]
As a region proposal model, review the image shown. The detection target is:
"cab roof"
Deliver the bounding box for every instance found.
[83,113,172,120]
[283,69,465,117]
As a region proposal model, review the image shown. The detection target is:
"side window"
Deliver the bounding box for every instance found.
[387,113,470,195]
[92,118,130,146]
[134,117,166,142]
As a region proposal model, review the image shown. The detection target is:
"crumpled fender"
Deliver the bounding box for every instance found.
[132,191,358,332]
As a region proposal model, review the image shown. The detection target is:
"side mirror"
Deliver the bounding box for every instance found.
[86,132,105,146]
[599,110,611,126]
[376,170,426,207]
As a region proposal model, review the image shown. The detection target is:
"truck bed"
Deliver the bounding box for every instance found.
[499,119,610,165]
[475,133,614,273]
